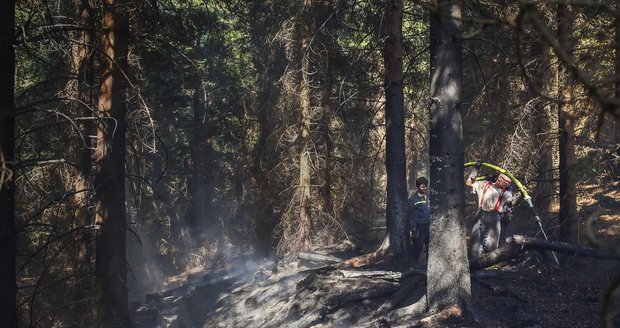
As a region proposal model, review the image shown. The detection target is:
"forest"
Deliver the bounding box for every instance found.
[0,0,619,327]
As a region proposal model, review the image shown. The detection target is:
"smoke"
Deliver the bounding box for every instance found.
[126,223,166,303]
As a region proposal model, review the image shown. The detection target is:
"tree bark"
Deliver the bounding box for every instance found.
[427,0,471,312]
[185,79,217,243]
[616,0,620,103]
[298,2,313,252]
[71,0,95,273]
[383,0,409,258]
[94,0,130,326]
[317,29,334,223]
[0,0,17,326]
[531,25,555,217]
[68,0,96,322]
[249,0,279,254]
[614,0,620,145]
[557,2,578,243]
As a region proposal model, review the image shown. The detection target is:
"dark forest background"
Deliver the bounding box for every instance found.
[0,0,619,327]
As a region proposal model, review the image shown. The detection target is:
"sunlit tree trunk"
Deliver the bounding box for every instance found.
[69,0,96,321]
[94,0,130,326]
[383,0,409,258]
[0,0,17,326]
[427,0,471,312]
[557,2,578,243]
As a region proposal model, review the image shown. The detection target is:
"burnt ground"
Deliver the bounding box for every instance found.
[131,186,620,328]
[130,252,619,328]
[469,256,619,328]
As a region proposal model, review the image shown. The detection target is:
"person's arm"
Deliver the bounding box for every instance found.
[508,191,521,206]
[406,196,414,214]
[466,169,477,187]
[465,161,482,187]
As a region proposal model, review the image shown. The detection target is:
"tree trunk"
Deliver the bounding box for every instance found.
[248,0,279,254]
[0,0,17,326]
[313,1,336,243]
[427,0,471,312]
[68,0,96,322]
[614,0,620,145]
[407,123,419,192]
[383,0,409,259]
[94,0,130,326]
[298,3,313,251]
[617,0,620,103]
[557,3,578,243]
[318,47,334,224]
[532,34,555,218]
[185,79,217,244]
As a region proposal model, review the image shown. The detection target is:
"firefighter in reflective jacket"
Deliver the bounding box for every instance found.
[407,177,430,263]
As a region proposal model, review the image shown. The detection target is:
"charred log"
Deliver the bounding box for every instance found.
[471,234,620,270]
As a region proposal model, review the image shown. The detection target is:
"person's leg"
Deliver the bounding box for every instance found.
[417,223,430,263]
[470,220,483,258]
[482,213,501,253]
[410,223,419,261]
[499,214,510,246]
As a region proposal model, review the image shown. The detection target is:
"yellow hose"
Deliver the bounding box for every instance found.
[464,161,530,199]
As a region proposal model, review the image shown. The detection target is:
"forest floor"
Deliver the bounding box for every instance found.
[131,183,620,328]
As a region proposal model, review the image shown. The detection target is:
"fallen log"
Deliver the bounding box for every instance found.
[343,235,391,268]
[471,234,620,270]
[298,251,342,264]
[510,235,619,259]
[337,269,404,280]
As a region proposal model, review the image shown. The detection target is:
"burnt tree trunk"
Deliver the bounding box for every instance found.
[427,0,471,312]
[94,0,130,326]
[0,0,17,326]
[383,0,409,258]
[557,2,578,242]
[470,235,620,270]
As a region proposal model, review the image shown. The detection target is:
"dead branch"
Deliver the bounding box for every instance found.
[343,235,391,268]
[337,269,404,280]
